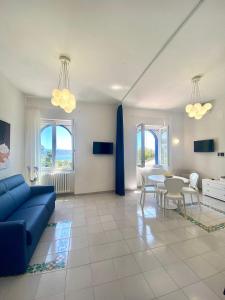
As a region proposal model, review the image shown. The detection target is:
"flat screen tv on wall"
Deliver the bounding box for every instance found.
[93,142,113,155]
[194,139,214,152]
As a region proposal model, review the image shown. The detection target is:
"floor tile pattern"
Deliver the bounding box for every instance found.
[177,202,225,232]
[1,191,225,300]
[27,254,66,274]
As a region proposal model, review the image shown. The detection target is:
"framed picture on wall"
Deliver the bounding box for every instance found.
[0,120,10,170]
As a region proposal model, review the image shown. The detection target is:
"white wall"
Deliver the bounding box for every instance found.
[124,106,185,190]
[26,98,116,194]
[26,98,186,193]
[73,103,116,194]
[183,98,225,180]
[0,72,25,179]
[1,72,222,192]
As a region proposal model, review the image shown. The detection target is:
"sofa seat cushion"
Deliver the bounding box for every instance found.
[7,206,49,245]
[20,192,55,213]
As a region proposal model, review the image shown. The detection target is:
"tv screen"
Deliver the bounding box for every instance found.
[194,139,214,152]
[93,142,113,155]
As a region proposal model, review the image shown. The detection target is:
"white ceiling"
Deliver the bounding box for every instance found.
[0,0,225,110]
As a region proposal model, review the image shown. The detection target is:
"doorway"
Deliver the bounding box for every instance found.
[136,124,169,185]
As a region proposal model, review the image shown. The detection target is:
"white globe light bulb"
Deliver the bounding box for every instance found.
[195,115,202,120]
[185,104,193,113]
[70,101,76,110]
[204,103,212,111]
[188,105,197,118]
[194,103,201,112]
[188,111,195,118]
[52,89,60,98]
[64,106,73,113]
[200,106,207,116]
[59,93,66,108]
[51,97,58,106]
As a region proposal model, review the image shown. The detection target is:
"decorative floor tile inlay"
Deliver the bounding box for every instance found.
[177,202,225,233]
[26,254,66,274]
[47,220,72,228]
[28,197,225,275]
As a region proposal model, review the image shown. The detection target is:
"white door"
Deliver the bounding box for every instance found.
[136,123,145,167]
[158,126,169,168]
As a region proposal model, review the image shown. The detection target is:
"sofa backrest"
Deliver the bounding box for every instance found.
[0,175,30,221]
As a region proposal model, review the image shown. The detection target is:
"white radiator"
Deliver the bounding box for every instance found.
[40,172,74,194]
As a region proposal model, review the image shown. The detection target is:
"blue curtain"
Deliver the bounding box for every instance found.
[115,104,125,196]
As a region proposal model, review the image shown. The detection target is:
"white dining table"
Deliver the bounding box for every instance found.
[147,174,189,209]
[148,174,189,184]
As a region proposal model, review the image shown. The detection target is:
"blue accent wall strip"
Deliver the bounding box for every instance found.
[115,104,125,196]
[150,129,159,165]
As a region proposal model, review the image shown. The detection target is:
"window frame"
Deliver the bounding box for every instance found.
[136,124,169,169]
[40,119,74,172]
[158,126,169,168]
[136,123,145,168]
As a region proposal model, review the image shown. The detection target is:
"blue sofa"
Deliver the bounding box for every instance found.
[0,174,56,276]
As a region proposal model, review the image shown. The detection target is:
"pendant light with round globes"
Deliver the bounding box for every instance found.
[185,75,212,120]
[51,55,76,113]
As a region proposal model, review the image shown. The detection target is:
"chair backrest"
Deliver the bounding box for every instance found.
[150,167,164,175]
[164,178,184,194]
[152,164,163,168]
[189,172,199,189]
[140,174,146,187]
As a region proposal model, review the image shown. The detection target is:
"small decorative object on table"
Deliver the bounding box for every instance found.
[27,166,39,185]
[164,171,173,178]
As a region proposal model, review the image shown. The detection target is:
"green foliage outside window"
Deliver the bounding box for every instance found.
[145,148,155,161]
[55,159,72,169]
[41,147,53,168]
[41,146,73,170]
[137,148,155,162]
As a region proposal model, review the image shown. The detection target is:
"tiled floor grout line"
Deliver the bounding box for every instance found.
[28,243,225,298]
[6,192,225,300]
[29,225,223,275]
[62,255,223,300]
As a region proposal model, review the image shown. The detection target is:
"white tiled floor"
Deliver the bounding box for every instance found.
[1,191,225,300]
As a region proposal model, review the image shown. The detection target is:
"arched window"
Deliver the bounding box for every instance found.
[137,124,168,168]
[40,120,73,170]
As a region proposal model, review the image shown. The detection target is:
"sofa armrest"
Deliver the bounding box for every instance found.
[30,185,55,196]
[0,220,28,275]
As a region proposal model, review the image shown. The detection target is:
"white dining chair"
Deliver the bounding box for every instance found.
[148,166,165,187]
[182,172,200,206]
[156,182,167,207]
[164,178,186,217]
[152,164,163,169]
[140,174,157,210]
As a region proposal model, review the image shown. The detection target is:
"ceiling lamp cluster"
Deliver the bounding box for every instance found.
[51,55,76,113]
[185,75,212,120]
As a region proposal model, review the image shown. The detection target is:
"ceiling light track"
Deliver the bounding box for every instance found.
[121,0,205,103]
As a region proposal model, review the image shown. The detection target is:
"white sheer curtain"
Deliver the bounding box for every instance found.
[25,107,40,182]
